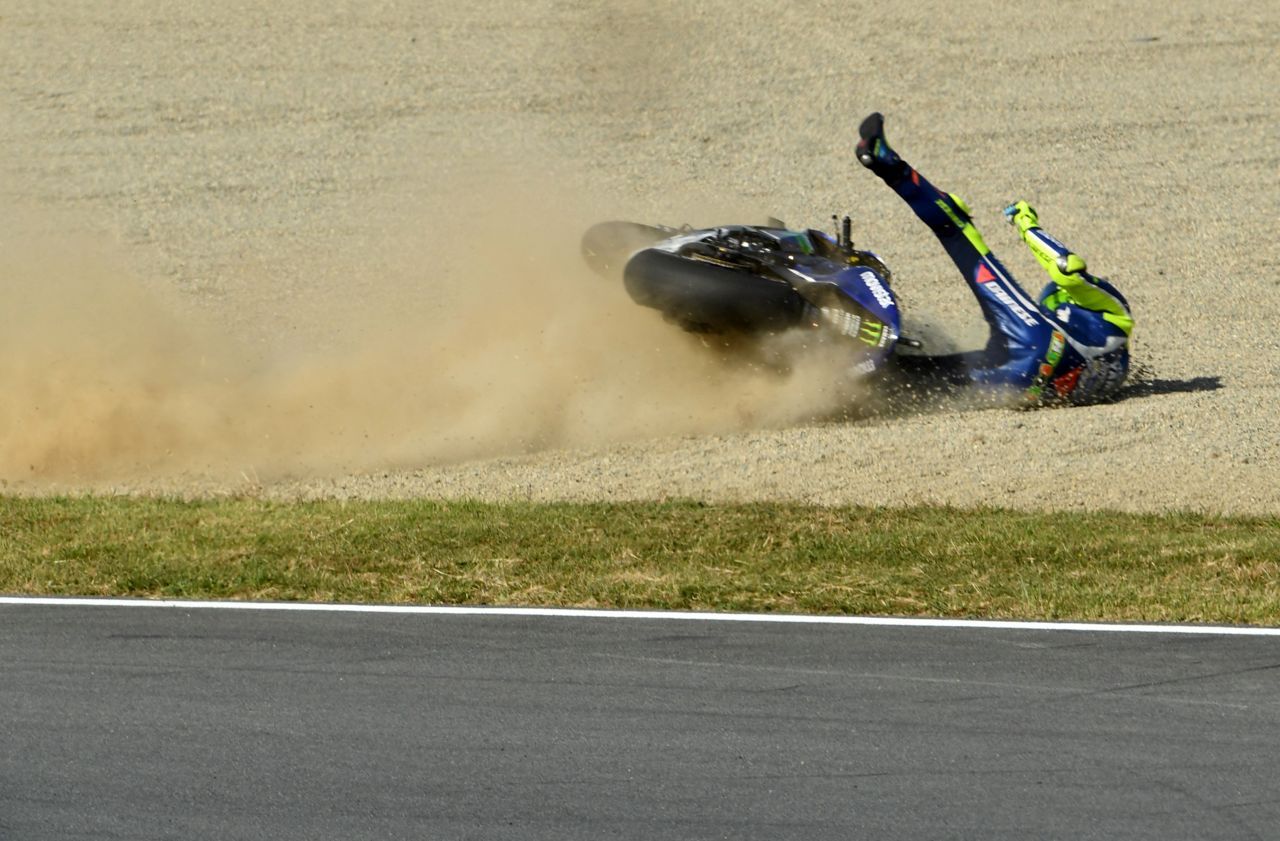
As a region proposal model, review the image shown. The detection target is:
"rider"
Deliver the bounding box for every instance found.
[855,112,1134,406]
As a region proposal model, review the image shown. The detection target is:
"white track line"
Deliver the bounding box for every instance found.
[2,596,1278,636]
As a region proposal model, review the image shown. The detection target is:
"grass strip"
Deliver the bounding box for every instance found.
[2,497,1279,624]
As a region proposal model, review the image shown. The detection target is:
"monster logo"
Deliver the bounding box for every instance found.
[859,321,884,347]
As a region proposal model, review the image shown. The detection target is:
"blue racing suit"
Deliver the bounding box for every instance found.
[878,162,1134,406]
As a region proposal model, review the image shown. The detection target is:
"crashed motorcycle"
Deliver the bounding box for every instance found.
[580,217,920,381]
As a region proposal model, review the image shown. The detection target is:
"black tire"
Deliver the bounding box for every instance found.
[623,248,807,333]
[580,221,671,277]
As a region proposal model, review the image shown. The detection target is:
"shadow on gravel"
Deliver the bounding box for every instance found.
[823,367,1225,424]
[1116,375,1224,400]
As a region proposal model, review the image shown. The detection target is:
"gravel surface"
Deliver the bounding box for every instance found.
[2,0,1277,514]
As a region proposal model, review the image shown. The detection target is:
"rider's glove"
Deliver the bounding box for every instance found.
[1002,200,1039,234]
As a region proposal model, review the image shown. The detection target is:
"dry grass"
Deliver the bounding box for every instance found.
[4,497,1280,624]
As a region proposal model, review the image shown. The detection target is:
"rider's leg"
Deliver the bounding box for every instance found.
[857,113,1049,370]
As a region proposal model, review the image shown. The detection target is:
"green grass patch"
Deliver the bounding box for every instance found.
[3,497,1279,624]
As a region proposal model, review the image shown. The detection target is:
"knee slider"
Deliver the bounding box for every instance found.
[1055,253,1087,276]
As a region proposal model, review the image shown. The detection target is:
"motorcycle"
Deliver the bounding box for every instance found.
[580,216,920,381]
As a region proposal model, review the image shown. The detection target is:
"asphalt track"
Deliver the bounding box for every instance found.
[4,603,1280,840]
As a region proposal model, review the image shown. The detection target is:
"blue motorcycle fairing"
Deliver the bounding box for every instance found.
[781,261,901,373]
[621,222,903,374]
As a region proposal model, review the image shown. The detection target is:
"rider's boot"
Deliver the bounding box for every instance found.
[856,112,907,183]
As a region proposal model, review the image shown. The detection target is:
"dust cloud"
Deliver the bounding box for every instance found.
[1,196,864,486]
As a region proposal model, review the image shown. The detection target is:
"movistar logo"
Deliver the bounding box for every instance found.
[860,271,894,309]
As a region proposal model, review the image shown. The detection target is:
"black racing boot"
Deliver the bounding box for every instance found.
[856,112,906,182]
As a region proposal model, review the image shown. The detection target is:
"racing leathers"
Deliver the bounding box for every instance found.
[856,112,1134,406]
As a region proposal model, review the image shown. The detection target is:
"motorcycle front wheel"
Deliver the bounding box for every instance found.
[622,248,808,334]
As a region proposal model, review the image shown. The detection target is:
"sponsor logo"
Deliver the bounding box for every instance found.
[860,270,895,309]
[1025,331,1070,404]
[975,265,1038,327]
[850,358,878,376]
[1048,331,1065,364]
[820,307,861,338]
